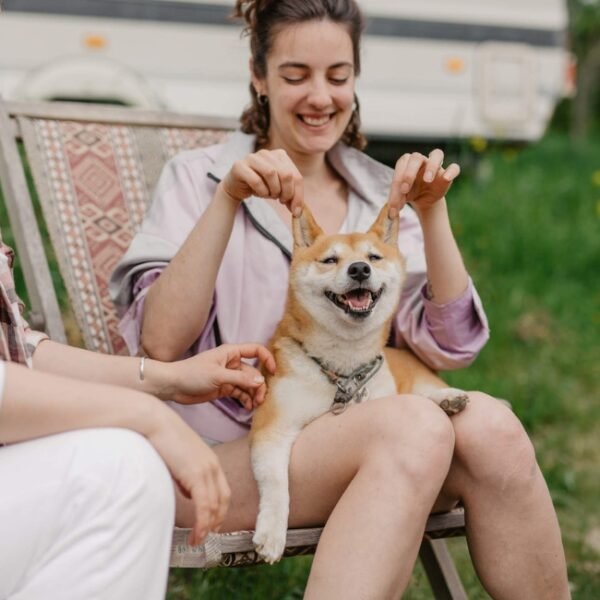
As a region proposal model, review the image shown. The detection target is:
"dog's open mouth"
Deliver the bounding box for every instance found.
[324,287,384,318]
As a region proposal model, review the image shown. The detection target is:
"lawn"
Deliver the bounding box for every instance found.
[1,130,598,598]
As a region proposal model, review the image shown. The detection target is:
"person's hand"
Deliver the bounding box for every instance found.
[219,149,305,216]
[388,149,460,219]
[145,403,231,546]
[155,343,276,409]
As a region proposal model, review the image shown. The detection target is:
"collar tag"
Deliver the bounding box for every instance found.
[307,353,384,416]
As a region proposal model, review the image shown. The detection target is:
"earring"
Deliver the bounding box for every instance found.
[257,94,268,106]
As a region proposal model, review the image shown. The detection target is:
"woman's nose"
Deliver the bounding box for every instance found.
[306,78,331,108]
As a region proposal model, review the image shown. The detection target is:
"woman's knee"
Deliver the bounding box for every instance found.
[70,428,175,522]
[359,395,455,485]
[454,392,538,490]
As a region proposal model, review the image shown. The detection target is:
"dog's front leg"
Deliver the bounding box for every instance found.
[250,427,300,564]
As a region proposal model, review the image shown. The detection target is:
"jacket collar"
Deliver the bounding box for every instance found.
[208,130,393,207]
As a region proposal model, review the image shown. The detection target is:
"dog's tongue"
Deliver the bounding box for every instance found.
[345,289,372,309]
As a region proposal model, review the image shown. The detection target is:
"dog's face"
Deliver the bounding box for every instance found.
[290,204,406,339]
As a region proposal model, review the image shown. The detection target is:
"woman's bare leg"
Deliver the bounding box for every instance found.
[434,392,570,600]
[177,395,455,598]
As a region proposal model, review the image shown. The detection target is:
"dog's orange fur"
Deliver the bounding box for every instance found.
[252,204,444,437]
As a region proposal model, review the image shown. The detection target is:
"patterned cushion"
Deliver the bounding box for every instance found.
[21,118,230,354]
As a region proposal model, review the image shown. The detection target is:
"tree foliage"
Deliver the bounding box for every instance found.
[568,0,600,59]
[566,0,600,134]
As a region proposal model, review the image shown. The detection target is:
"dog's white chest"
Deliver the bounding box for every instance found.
[270,346,396,427]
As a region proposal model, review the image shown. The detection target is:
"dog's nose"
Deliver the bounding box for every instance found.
[348,261,371,282]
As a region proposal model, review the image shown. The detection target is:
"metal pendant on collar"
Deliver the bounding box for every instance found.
[309,354,384,415]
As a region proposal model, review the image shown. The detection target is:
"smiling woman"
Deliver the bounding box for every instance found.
[109,0,570,597]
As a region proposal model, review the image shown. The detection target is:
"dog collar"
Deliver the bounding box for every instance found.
[308,353,384,415]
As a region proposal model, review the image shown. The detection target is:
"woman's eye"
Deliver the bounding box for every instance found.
[321,256,338,265]
[368,254,383,261]
[283,77,304,84]
[330,78,349,86]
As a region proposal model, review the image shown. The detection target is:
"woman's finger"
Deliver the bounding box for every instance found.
[233,343,276,373]
[213,468,231,532]
[188,478,212,546]
[274,150,304,216]
[443,162,461,182]
[424,148,444,183]
[401,153,427,192]
[270,149,298,206]
[247,152,282,199]
[232,161,271,198]
[387,153,410,217]
[217,365,265,393]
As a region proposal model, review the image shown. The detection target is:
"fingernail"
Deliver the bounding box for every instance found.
[424,171,434,182]
[293,206,303,218]
[253,375,264,384]
[400,183,410,194]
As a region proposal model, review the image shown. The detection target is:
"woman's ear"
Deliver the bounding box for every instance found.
[250,59,265,96]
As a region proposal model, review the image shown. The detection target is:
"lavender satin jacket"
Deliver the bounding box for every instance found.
[110,132,489,443]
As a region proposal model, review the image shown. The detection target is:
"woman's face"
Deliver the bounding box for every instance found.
[255,19,356,157]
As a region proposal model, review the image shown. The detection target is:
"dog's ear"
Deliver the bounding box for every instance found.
[368,202,399,245]
[293,205,324,248]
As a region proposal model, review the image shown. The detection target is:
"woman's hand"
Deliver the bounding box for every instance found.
[154,343,276,410]
[388,149,460,219]
[219,149,305,216]
[145,404,231,546]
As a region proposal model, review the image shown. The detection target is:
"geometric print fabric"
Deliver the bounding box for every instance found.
[27,118,229,354]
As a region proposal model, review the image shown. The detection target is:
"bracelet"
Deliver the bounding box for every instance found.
[139,356,146,382]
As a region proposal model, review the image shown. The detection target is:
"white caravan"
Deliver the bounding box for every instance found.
[0,0,574,142]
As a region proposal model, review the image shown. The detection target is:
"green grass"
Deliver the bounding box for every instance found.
[1,131,598,598]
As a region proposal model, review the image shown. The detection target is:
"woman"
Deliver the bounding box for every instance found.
[111,0,569,597]
[0,236,274,600]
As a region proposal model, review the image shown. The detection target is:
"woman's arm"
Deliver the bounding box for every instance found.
[142,182,239,360]
[141,150,303,361]
[0,361,229,545]
[32,340,275,411]
[414,198,468,304]
[388,149,468,304]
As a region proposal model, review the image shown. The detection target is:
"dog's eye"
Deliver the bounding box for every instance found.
[321,256,338,265]
[368,254,383,261]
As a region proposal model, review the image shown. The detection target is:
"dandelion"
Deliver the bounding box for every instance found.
[592,170,600,187]
[470,137,488,153]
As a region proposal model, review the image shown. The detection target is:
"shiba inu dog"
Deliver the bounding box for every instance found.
[250,203,468,564]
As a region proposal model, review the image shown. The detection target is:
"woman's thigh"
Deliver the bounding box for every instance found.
[0,428,174,599]
[211,393,455,532]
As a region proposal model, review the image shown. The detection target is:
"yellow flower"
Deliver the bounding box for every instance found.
[470,137,488,153]
[592,170,600,187]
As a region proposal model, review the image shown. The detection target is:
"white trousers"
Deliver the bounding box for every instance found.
[0,428,175,600]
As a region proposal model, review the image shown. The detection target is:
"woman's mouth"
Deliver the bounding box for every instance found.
[298,113,333,128]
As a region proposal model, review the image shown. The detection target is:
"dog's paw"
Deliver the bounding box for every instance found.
[253,513,287,564]
[427,388,469,416]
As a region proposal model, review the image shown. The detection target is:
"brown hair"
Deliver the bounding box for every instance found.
[232,0,366,150]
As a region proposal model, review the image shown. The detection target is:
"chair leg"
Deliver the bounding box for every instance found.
[419,537,467,600]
